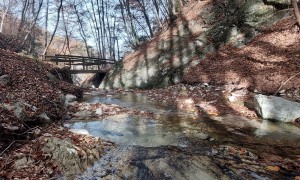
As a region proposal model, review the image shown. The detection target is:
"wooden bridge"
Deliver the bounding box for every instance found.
[45,54,116,74]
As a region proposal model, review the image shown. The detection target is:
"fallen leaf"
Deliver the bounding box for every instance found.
[266,166,280,172]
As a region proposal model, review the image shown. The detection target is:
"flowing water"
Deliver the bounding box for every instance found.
[65,92,300,179]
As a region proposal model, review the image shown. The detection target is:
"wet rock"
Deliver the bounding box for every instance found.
[0,74,11,86]
[254,94,300,122]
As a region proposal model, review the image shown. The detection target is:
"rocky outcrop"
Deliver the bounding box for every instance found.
[254,94,300,122]
[100,0,290,89]
[42,137,103,179]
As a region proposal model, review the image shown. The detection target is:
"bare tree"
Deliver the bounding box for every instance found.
[18,0,44,51]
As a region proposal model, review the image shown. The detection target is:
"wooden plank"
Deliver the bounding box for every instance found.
[69,70,108,74]
[53,54,115,61]
[45,54,115,74]
[46,55,115,63]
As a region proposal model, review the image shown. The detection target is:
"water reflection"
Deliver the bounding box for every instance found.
[67,92,300,148]
[67,114,194,147]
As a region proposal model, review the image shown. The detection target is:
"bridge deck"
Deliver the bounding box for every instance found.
[45,54,115,74]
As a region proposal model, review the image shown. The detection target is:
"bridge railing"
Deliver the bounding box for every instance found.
[44,54,116,73]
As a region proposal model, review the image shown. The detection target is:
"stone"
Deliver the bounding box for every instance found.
[42,137,102,179]
[46,72,58,83]
[264,0,291,7]
[2,124,19,131]
[59,93,66,106]
[14,102,28,121]
[69,129,90,135]
[14,157,34,170]
[64,94,77,107]
[95,108,103,116]
[228,94,237,102]
[73,110,92,119]
[2,102,28,121]
[196,133,209,140]
[0,74,11,86]
[33,128,42,136]
[0,68,4,76]
[38,113,51,123]
[254,94,300,122]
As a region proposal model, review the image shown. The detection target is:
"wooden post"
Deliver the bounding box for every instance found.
[83,57,85,70]
[55,55,58,65]
[97,58,100,71]
[69,57,71,69]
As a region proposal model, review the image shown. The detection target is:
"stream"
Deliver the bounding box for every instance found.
[65,92,300,179]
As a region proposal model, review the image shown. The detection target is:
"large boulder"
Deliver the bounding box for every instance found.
[254,94,300,122]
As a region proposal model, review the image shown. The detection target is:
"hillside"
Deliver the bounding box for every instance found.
[0,49,85,178]
[100,0,298,93]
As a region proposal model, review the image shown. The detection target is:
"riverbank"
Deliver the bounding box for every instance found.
[0,49,106,178]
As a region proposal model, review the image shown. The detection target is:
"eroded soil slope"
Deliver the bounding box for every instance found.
[184,17,300,96]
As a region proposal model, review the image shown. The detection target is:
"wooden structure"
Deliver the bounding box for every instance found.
[45,54,116,74]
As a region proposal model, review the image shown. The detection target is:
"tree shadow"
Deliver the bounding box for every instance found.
[102,0,298,118]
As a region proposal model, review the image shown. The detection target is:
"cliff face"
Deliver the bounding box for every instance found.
[100,0,291,90]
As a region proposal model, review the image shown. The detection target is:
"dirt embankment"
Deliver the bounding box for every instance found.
[0,49,82,132]
[184,17,300,96]
[0,49,100,178]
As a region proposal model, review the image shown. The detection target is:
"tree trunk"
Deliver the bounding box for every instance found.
[74,4,90,57]
[61,5,71,54]
[138,0,154,37]
[292,0,300,27]
[42,0,63,55]
[44,0,49,48]
[0,3,10,33]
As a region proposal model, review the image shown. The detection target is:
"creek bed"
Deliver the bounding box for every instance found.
[65,92,300,179]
